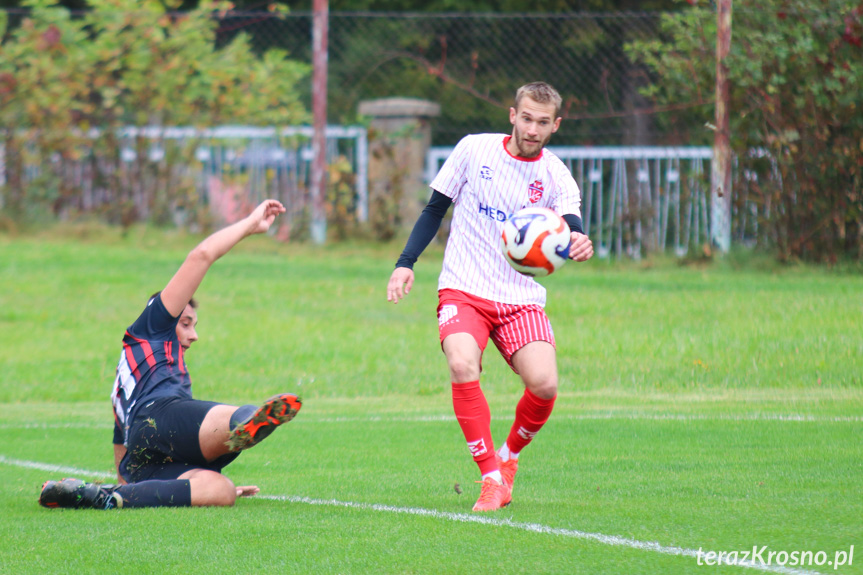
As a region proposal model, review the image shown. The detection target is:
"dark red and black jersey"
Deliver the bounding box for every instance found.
[111,294,192,446]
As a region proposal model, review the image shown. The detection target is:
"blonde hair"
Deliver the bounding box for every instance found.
[514,82,562,118]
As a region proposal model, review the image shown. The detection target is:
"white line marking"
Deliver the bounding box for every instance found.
[0,423,115,429]
[1,455,824,575]
[262,494,822,575]
[573,413,863,422]
[0,412,858,431]
[0,455,114,480]
[305,413,863,423]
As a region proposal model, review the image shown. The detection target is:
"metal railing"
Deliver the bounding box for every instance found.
[427,146,718,258]
[0,125,369,228]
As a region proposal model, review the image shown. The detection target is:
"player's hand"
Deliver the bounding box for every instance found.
[387,267,414,303]
[569,232,594,262]
[246,199,286,235]
[236,485,260,497]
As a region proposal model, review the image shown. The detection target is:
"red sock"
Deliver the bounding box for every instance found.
[505,388,556,455]
[451,381,497,476]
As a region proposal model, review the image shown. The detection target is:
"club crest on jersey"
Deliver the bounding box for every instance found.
[479,166,494,181]
[528,180,544,203]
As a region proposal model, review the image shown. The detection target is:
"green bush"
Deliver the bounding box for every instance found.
[0,0,309,228]
[626,1,862,262]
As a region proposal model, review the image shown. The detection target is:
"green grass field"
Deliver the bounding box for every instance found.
[1,227,861,574]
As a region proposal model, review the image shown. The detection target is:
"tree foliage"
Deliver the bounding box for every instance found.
[0,0,309,226]
[626,0,863,262]
[0,0,683,13]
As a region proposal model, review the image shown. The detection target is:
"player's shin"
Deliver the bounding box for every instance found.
[504,388,556,455]
[451,381,498,477]
[115,479,192,508]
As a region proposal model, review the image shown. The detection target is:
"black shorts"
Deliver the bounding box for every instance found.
[121,397,239,482]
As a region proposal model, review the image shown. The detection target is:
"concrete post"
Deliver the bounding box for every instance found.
[359,97,440,237]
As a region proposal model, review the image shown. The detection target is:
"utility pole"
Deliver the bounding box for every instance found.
[711,0,732,252]
[310,0,329,244]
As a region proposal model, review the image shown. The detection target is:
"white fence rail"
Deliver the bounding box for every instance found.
[0,125,369,226]
[427,146,718,258]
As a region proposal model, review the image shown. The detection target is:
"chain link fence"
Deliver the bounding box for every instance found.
[6,8,855,258]
[219,11,696,147]
[4,9,709,241]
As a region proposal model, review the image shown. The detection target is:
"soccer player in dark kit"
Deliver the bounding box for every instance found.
[39,199,301,510]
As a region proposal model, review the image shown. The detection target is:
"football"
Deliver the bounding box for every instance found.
[500,207,571,277]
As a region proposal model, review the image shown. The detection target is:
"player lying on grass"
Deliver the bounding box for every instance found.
[387,82,594,511]
[39,199,301,510]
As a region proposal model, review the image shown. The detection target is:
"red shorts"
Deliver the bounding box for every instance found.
[437,288,555,370]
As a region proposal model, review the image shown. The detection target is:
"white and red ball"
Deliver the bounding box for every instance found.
[500,207,571,277]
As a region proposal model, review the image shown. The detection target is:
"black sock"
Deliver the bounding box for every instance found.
[115,479,192,508]
[230,404,257,430]
[210,451,241,471]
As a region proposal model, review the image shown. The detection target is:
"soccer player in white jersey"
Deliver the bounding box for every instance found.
[387,82,594,512]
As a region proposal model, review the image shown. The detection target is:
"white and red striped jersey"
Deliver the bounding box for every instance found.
[430,133,582,306]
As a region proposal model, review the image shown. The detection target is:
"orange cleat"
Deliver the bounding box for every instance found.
[226,393,302,452]
[497,455,519,493]
[471,477,512,512]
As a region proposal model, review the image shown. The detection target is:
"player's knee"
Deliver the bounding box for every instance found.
[190,472,237,507]
[535,382,558,400]
[527,376,558,400]
[447,356,480,382]
[212,480,238,507]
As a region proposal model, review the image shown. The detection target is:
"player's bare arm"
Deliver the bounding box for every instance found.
[387,267,415,304]
[569,232,594,262]
[161,199,286,317]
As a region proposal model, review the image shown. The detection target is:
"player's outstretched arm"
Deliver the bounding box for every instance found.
[387,267,415,303]
[161,199,286,317]
[569,232,594,262]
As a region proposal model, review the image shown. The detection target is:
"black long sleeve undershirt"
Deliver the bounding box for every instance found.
[395,190,453,269]
[394,190,585,269]
[563,213,584,235]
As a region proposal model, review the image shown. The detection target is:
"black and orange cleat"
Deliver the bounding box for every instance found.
[225,393,302,452]
[39,478,123,510]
